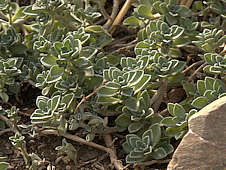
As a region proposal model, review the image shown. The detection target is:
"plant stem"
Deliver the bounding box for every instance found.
[110,0,134,34]
[150,78,168,113]
[40,129,110,152]
[182,60,204,74]
[74,80,107,114]
[188,62,208,81]
[0,114,20,134]
[0,128,11,135]
[104,0,120,29]
[103,117,124,170]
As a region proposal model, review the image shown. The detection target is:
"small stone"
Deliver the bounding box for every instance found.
[168,96,226,170]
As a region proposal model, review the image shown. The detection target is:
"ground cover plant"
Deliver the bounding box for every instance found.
[0,0,225,169]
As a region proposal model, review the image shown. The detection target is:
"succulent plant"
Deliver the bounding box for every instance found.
[161,103,197,139]
[123,123,174,163]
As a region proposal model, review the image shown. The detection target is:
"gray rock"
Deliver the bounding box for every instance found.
[168,96,226,170]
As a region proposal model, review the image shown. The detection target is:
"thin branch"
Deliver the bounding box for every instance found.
[107,34,137,47]
[109,43,136,55]
[74,80,107,114]
[150,79,168,113]
[0,101,31,116]
[103,117,124,170]
[185,0,193,8]
[110,0,134,34]
[180,0,193,8]
[182,60,204,74]
[159,108,169,117]
[104,0,120,29]
[0,114,20,134]
[40,129,124,170]
[40,129,110,153]
[112,38,138,48]
[0,128,11,135]
[188,62,208,81]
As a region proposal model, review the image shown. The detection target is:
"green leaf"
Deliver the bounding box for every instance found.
[205,77,214,90]
[182,81,196,96]
[193,1,204,11]
[173,103,186,120]
[125,97,139,112]
[115,113,132,128]
[0,92,9,102]
[177,6,192,17]
[46,65,64,83]
[96,96,121,105]
[191,96,209,109]
[0,162,9,170]
[85,25,105,33]
[149,123,161,147]
[133,75,152,94]
[121,87,133,96]
[122,142,133,154]
[165,126,181,137]
[9,43,27,55]
[138,5,154,18]
[98,82,120,97]
[61,93,74,108]
[161,142,174,155]
[161,117,177,126]
[51,95,61,111]
[185,109,197,121]
[126,134,141,148]
[167,103,174,116]
[126,154,143,163]
[41,55,57,67]
[123,16,141,26]
[197,80,205,95]
[42,87,50,96]
[128,70,144,87]
[128,122,144,133]
[173,37,191,47]
[152,147,167,159]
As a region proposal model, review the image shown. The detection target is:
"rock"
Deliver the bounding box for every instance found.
[168,96,226,170]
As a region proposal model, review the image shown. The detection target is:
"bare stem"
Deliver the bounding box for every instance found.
[104,0,120,29]
[188,62,208,81]
[74,80,107,114]
[0,128,11,135]
[103,117,124,170]
[150,79,168,113]
[110,0,134,34]
[182,60,204,74]
[40,129,124,170]
[0,114,20,134]
[40,129,110,152]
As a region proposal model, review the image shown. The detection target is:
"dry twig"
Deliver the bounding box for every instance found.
[110,0,134,34]
[74,80,107,114]
[150,79,168,113]
[40,129,124,170]
[179,0,193,8]
[188,62,208,81]
[104,0,120,29]
[103,117,124,170]
[0,114,20,134]
[0,128,11,135]
[183,60,204,74]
